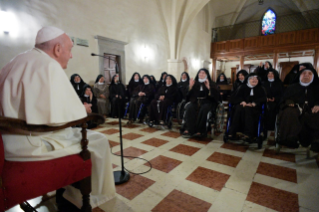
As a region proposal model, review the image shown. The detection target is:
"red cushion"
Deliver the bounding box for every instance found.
[1,153,91,211]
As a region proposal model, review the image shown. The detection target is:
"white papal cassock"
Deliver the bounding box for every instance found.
[0,48,116,208]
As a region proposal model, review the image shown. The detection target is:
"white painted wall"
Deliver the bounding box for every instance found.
[0,0,212,84]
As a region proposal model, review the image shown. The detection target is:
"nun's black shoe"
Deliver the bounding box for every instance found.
[228,134,237,141]
[243,136,253,143]
[148,121,154,128]
[310,140,319,152]
[182,131,191,138]
[277,137,299,148]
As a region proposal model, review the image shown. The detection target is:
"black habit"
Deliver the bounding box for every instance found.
[278,67,319,148]
[149,75,178,123]
[128,75,155,121]
[181,68,219,136]
[229,73,267,138]
[109,75,126,118]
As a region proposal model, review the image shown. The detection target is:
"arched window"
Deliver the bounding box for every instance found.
[261,9,276,35]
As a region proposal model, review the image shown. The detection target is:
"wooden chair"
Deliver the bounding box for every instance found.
[0,114,104,212]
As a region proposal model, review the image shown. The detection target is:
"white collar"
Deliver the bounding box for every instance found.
[198,76,207,83]
[166,83,172,87]
[268,78,274,82]
[300,75,314,87]
[181,78,187,82]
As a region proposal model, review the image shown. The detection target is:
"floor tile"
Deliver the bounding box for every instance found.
[188,137,212,145]
[116,174,155,200]
[151,189,212,212]
[161,131,180,138]
[101,128,119,135]
[107,121,120,125]
[186,166,231,191]
[144,155,183,173]
[121,132,144,140]
[140,127,159,133]
[263,148,296,163]
[246,182,299,212]
[220,143,248,152]
[169,144,201,156]
[122,124,139,129]
[256,162,297,183]
[115,146,148,159]
[206,152,242,168]
[142,138,169,147]
[208,188,246,212]
[109,140,120,148]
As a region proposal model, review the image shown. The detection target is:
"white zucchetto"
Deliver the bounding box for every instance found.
[35,26,65,44]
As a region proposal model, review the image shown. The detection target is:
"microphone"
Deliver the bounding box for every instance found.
[91,53,102,57]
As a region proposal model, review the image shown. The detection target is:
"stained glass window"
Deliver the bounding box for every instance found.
[261,9,276,35]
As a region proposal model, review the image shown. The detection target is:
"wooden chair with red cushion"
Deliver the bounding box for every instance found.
[0,114,104,212]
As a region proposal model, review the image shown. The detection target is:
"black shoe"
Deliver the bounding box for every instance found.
[310,141,319,152]
[182,131,191,138]
[148,121,154,128]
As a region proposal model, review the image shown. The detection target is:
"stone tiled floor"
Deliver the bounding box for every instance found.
[6,118,319,212]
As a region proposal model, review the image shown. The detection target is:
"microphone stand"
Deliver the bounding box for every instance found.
[91,53,130,184]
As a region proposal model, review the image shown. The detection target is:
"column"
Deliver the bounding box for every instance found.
[314,47,319,74]
[212,58,217,82]
[273,50,279,70]
[167,59,183,80]
[240,55,244,70]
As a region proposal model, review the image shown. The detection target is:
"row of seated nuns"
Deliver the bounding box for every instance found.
[68,62,319,152]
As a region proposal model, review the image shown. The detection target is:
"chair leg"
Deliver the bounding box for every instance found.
[20,202,37,212]
[79,176,92,212]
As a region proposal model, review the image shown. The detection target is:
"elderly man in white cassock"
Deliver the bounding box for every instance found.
[0,26,115,209]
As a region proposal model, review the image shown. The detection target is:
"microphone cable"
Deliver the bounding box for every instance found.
[109,141,153,175]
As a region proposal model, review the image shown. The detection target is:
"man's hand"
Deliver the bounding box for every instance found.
[251,102,256,107]
[189,78,195,89]
[246,103,252,107]
[116,95,118,98]
[138,92,143,97]
[100,94,106,99]
[312,105,319,113]
[159,95,165,101]
[84,102,92,114]
[240,101,247,107]
[289,104,294,107]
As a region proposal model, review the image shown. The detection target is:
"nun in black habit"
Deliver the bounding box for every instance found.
[178,72,190,101]
[80,84,98,128]
[126,75,155,124]
[127,72,142,99]
[277,67,319,150]
[228,73,267,141]
[149,75,178,126]
[262,69,283,132]
[254,61,274,82]
[156,72,168,90]
[150,75,157,87]
[216,73,230,101]
[283,63,314,86]
[232,69,248,93]
[181,68,219,138]
[70,73,86,97]
[109,74,126,118]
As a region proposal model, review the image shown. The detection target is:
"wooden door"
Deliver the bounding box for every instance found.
[278,61,299,82]
[231,67,237,84]
[104,54,120,85]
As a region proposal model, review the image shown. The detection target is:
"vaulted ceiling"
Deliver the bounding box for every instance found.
[210,0,319,28]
